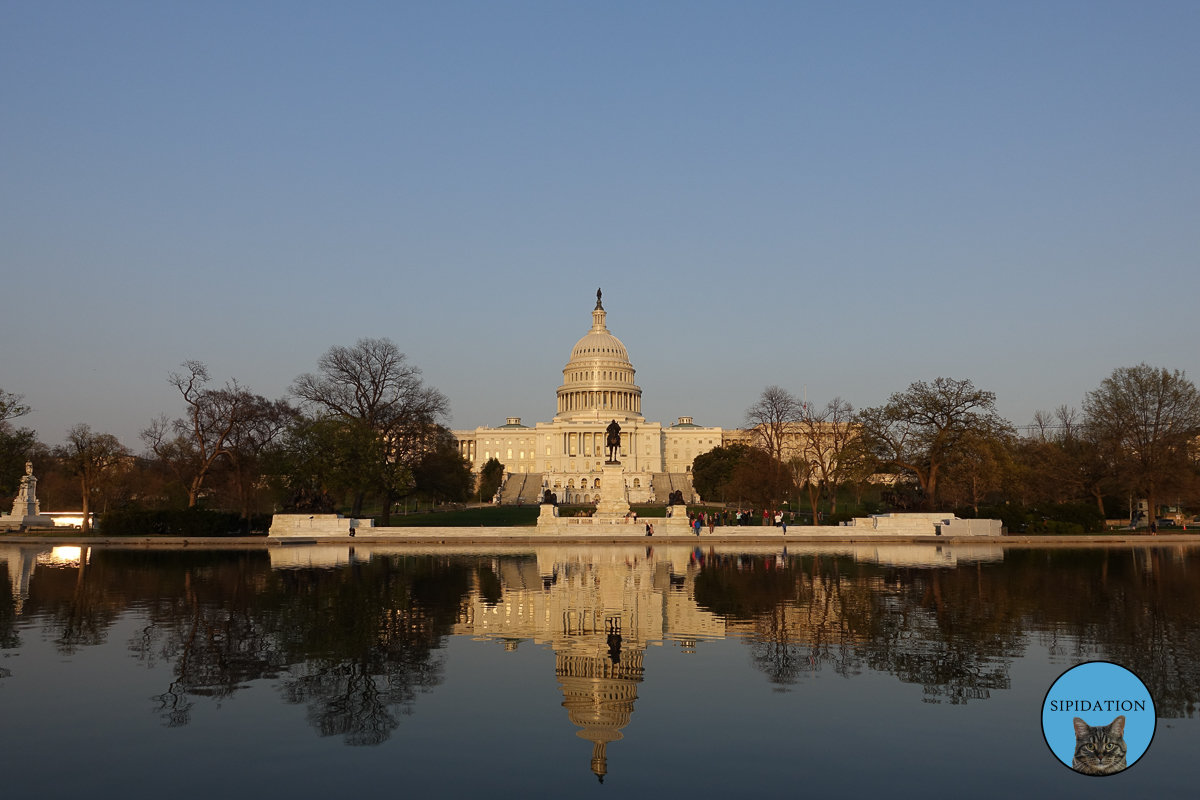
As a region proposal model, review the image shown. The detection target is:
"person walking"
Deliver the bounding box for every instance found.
[645,521,652,537]
[693,516,702,537]
[708,514,716,534]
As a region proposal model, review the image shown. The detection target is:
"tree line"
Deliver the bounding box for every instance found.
[0,338,474,531]
[693,365,1200,528]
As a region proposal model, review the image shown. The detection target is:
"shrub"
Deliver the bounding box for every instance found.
[97,508,268,537]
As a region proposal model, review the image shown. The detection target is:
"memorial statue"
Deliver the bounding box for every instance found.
[605,419,621,463]
[541,488,558,506]
[282,486,337,513]
[596,287,603,309]
[668,489,685,506]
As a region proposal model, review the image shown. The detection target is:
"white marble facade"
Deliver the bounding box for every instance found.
[453,293,721,503]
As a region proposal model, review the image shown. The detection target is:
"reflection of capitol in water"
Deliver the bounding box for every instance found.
[267,541,1003,780]
[0,541,1004,779]
[451,546,720,782]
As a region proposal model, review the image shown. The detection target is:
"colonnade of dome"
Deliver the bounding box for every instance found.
[556,293,642,419]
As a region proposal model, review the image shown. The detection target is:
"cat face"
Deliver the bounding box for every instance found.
[1071,715,1128,775]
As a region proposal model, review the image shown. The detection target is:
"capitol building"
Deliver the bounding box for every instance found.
[453,291,725,504]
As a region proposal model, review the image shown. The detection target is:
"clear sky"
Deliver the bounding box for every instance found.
[2,1,1197,447]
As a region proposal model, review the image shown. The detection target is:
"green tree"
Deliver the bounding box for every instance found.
[0,389,36,500]
[478,457,505,503]
[1083,364,1200,523]
[271,417,383,512]
[691,443,750,503]
[411,427,474,503]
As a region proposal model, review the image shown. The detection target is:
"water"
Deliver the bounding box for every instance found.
[1,542,1197,798]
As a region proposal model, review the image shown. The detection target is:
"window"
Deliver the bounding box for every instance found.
[546,446,551,455]
[633,478,640,488]
[507,449,513,459]
[594,479,600,488]
[519,451,524,460]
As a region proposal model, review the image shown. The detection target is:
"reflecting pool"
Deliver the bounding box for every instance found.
[1,542,1197,798]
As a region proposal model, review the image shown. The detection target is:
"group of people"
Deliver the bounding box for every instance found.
[628,508,796,537]
[682,509,793,535]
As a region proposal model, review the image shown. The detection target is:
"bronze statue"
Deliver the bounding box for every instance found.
[605,419,621,463]
[596,287,603,309]
[541,488,558,506]
[668,489,685,506]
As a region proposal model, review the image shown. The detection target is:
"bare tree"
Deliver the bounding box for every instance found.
[56,425,131,532]
[743,387,802,518]
[141,361,252,507]
[0,390,31,423]
[797,397,863,517]
[788,456,823,525]
[291,339,449,522]
[1083,364,1200,526]
[744,386,802,462]
[858,378,1012,510]
[225,396,296,519]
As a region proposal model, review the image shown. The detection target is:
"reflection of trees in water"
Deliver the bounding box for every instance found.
[1014,548,1200,719]
[0,563,17,650]
[12,550,473,743]
[695,549,1200,713]
[266,562,468,746]
[9,546,1200,728]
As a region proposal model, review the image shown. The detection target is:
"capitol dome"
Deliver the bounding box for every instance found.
[556,290,642,419]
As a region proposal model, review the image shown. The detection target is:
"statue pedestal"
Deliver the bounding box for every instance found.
[538,504,560,523]
[594,463,630,519]
[0,462,56,529]
[268,514,373,538]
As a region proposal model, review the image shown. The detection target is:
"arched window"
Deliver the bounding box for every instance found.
[594,479,600,488]
[568,479,575,488]
[633,478,640,488]
[584,494,590,503]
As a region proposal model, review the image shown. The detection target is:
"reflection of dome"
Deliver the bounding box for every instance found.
[557,650,644,783]
[556,291,643,419]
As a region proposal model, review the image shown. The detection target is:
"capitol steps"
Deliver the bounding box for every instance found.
[651,474,673,503]
[517,475,543,504]
[498,472,542,505]
[653,473,696,504]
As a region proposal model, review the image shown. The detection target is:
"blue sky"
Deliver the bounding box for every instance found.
[2,1,1197,446]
